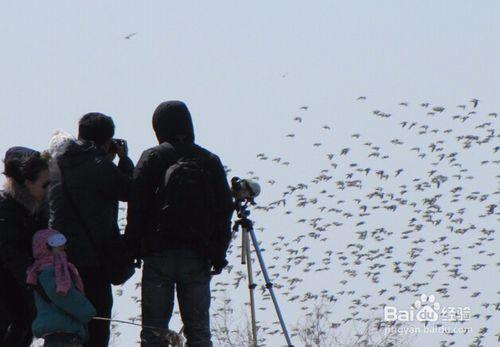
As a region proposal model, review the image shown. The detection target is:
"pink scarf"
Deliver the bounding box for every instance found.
[26,229,84,296]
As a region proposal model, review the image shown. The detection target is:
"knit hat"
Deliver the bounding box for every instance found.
[26,229,84,296]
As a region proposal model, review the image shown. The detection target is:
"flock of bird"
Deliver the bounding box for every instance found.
[111,97,498,347]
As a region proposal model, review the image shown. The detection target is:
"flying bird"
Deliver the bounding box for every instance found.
[340,148,350,155]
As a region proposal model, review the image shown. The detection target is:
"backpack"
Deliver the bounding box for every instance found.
[156,144,216,242]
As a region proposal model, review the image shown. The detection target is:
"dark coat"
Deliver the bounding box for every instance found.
[126,101,234,269]
[125,143,234,268]
[48,140,133,270]
[0,189,47,286]
[0,186,48,345]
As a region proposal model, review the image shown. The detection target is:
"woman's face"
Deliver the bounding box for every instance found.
[24,169,50,202]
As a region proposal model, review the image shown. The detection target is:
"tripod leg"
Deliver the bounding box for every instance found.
[247,228,294,347]
[244,231,259,347]
[241,228,247,265]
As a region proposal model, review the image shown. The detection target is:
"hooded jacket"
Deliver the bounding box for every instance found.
[125,101,234,268]
[48,140,133,269]
[32,266,96,341]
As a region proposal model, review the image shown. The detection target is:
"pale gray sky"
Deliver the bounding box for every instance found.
[1,1,499,346]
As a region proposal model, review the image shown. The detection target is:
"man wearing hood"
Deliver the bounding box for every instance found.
[125,101,234,347]
[48,113,133,347]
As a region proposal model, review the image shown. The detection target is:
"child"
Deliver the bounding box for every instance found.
[26,229,96,347]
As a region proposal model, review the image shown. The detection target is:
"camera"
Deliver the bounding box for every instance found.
[109,139,126,154]
[231,177,261,202]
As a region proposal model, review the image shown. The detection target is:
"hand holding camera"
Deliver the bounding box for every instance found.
[109,139,128,159]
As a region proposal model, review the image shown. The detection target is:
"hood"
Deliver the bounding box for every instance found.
[152,101,195,144]
[57,139,103,169]
[32,229,61,260]
[27,229,84,295]
[48,130,76,158]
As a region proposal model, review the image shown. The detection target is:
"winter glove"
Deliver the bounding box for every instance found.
[210,259,228,275]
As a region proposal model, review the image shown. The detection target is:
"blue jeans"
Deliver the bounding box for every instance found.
[43,333,82,347]
[141,250,212,347]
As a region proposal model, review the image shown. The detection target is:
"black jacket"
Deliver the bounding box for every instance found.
[125,101,233,269]
[0,189,48,286]
[125,142,234,268]
[0,187,45,345]
[48,140,133,269]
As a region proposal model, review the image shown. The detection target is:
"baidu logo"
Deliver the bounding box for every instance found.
[384,293,469,323]
[383,293,473,335]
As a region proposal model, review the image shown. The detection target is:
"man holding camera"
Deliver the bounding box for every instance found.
[48,113,133,347]
[125,100,234,347]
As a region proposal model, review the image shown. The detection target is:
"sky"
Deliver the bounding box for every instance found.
[1,1,499,346]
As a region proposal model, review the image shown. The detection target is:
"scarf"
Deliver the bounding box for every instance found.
[26,229,84,295]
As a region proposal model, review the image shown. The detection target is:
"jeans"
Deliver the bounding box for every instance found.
[43,332,82,347]
[78,267,113,347]
[141,249,212,347]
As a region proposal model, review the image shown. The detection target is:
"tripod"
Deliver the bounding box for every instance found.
[233,198,294,347]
